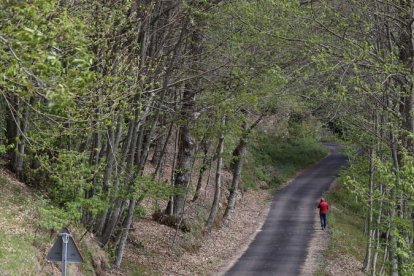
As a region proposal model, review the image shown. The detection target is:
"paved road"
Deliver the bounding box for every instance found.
[225,145,347,276]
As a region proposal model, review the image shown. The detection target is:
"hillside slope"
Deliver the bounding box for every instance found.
[0,170,44,275]
[0,170,107,276]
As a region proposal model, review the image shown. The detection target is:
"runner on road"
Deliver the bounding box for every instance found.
[318,198,329,230]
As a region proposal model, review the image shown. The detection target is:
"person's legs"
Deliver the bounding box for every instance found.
[319,214,324,229]
[321,214,327,229]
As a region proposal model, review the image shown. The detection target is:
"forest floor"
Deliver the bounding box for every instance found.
[110,161,274,275]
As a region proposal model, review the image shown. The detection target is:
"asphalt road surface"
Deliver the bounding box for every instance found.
[225,145,348,276]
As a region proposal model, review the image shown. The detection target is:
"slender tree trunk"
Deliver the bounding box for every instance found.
[222,114,264,225]
[99,198,124,246]
[151,133,164,166]
[120,118,136,166]
[166,126,180,215]
[83,128,102,224]
[372,183,383,276]
[99,115,141,244]
[172,122,194,217]
[380,234,389,276]
[390,132,400,276]
[14,99,31,179]
[223,135,247,226]
[154,121,174,179]
[389,212,399,276]
[114,199,136,268]
[203,158,214,201]
[364,112,377,272]
[95,116,123,235]
[5,93,17,148]
[363,148,375,272]
[205,116,226,231]
[192,139,209,202]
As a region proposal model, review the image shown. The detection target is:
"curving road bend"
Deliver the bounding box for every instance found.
[225,144,347,276]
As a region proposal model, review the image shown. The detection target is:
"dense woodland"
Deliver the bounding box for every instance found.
[2,0,414,274]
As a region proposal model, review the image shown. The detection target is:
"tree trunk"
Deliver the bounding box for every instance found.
[99,198,124,246]
[5,93,18,148]
[192,139,209,202]
[390,132,400,276]
[95,116,123,235]
[172,85,196,217]
[114,199,136,268]
[172,120,194,217]
[166,126,180,216]
[14,99,30,179]
[372,183,383,276]
[154,121,174,179]
[222,114,264,226]
[222,135,247,226]
[99,115,141,244]
[364,112,377,272]
[363,147,375,272]
[205,116,226,231]
[380,231,389,276]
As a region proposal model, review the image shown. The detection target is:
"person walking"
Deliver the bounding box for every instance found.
[318,198,329,230]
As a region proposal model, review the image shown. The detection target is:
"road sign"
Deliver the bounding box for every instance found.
[46,228,84,276]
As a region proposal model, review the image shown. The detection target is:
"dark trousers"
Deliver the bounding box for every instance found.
[320,213,327,229]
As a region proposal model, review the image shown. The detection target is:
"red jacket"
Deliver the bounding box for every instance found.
[318,201,329,214]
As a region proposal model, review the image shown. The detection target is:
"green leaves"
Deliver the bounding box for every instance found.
[1,0,95,112]
[37,198,72,231]
[132,175,179,201]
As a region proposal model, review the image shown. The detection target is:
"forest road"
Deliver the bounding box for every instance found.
[225,144,348,276]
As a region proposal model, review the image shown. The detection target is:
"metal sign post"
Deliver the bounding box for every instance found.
[60,232,69,276]
[46,228,84,276]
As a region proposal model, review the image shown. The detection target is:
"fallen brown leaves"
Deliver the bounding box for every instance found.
[118,189,272,275]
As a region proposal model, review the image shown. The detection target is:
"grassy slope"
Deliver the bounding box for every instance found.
[0,171,103,276]
[319,182,366,275]
[0,173,43,275]
[327,183,366,259]
[242,136,329,190]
